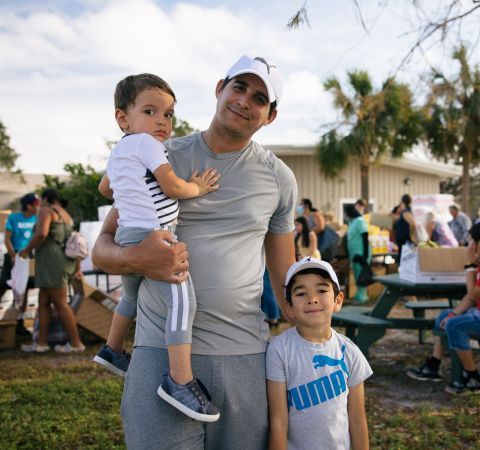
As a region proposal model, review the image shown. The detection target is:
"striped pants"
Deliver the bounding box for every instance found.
[114,226,197,346]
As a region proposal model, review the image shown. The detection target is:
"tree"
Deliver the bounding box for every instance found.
[38,117,198,226]
[422,45,480,214]
[172,116,197,137]
[0,119,20,172]
[317,70,422,202]
[40,163,111,226]
[288,1,480,71]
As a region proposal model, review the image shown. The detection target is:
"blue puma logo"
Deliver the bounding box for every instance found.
[312,345,350,377]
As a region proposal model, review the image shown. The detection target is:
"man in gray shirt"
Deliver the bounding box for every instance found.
[93,55,297,449]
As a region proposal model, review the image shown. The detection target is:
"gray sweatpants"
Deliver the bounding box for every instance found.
[121,347,268,450]
[115,227,197,346]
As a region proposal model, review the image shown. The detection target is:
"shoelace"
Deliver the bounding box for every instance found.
[189,383,207,406]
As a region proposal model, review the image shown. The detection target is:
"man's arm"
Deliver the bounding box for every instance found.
[348,382,369,450]
[267,380,288,450]
[92,207,189,283]
[265,231,296,322]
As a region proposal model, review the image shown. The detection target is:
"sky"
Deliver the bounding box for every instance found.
[0,0,479,174]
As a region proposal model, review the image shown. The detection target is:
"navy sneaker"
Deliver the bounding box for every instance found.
[93,345,131,377]
[445,374,480,395]
[406,364,442,382]
[157,375,220,422]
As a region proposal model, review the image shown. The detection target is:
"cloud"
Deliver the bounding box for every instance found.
[1,0,478,173]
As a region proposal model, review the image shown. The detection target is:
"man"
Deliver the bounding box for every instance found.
[0,193,39,335]
[448,204,472,246]
[93,55,297,449]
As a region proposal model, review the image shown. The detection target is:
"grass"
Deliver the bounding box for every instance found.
[0,339,479,449]
[0,349,125,449]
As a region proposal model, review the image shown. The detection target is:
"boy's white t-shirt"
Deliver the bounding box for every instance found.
[266,327,373,450]
[107,133,179,229]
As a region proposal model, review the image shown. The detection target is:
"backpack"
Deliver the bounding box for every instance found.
[64,231,89,261]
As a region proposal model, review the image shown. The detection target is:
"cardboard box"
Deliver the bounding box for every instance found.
[0,321,16,349]
[399,245,468,283]
[0,306,19,322]
[369,213,394,230]
[75,279,118,340]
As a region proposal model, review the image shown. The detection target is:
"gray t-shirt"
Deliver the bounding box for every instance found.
[135,132,297,355]
[266,327,373,450]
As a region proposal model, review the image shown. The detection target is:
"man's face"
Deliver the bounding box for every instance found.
[214,73,277,139]
[450,207,459,218]
[116,88,175,142]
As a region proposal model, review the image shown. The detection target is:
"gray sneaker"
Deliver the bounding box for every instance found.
[157,375,220,422]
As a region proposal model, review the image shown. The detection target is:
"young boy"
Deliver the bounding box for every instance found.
[93,73,220,422]
[266,257,372,450]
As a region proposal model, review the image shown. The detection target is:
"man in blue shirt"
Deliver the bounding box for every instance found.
[0,193,39,335]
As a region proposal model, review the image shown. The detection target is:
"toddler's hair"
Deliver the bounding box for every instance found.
[114,73,176,112]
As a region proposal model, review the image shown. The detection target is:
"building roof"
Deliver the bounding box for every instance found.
[267,145,462,178]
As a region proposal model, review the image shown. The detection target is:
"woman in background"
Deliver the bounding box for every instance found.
[20,189,84,353]
[345,203,371,304]
[294,216,321,259]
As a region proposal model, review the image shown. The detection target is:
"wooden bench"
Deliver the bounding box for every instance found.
[433,329,480,383]
[405,300,451,343]
[332,312,392,357]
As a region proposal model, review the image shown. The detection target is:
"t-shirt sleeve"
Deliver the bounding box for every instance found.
[268,158,298,234]
[476,268,480,287]
[266,337,287,382]
[5,214,14,232]
[136,134,170,173]
[346,341,373,387]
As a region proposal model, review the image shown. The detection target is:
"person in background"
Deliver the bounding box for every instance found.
[425,211,458,247]
[393,194,417,259]
[0,193,39,336]
[345,202,371,304]
[297,198,325,237]
[448,204,472,246]
[407,223,480,395]
[19,189,84,353]
[294,216,320,259]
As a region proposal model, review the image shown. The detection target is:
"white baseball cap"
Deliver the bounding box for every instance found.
[284,257,340,296]
[225,55,284,104]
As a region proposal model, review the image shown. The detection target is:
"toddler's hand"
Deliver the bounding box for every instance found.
[190,168,220,196]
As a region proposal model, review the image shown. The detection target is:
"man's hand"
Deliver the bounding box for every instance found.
[92,207,189,284]
[129,230,189,283]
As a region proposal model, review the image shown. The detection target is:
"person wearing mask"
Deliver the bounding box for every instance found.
[297,198,325,236]
[345,202,371,304]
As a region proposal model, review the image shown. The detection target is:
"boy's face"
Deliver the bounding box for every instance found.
[288,273,343,327]
[115,88,175,142]
[214,73,277,139]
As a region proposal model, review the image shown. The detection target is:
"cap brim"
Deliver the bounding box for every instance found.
[284,258,340,296]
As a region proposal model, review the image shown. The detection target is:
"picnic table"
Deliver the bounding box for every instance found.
[332,273,466,358]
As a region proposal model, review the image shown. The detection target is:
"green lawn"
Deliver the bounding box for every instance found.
[1,344,479,449]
